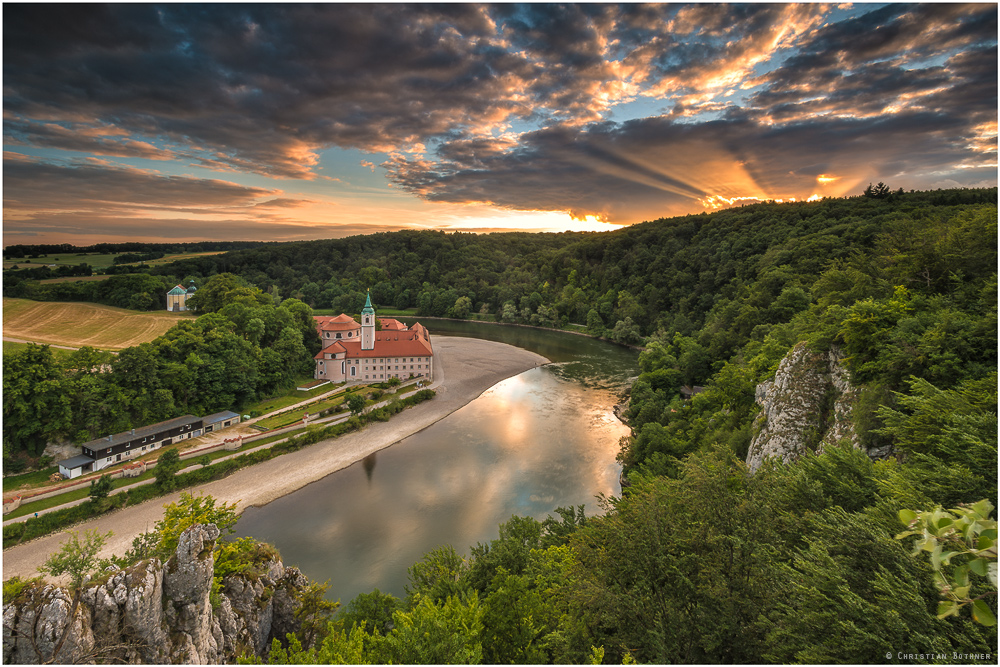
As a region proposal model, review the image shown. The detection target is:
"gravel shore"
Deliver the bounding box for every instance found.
[2,336,549,581]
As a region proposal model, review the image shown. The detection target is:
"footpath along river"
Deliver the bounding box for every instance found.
[233,321,640,603]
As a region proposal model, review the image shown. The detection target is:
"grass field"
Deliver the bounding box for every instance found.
[3,250,223,271]
[2,298,192,350]
[243,380,344,417]
[256,394,352,429]
[3,253,121,270]
[135,250,223,267]
[38,274,113,284]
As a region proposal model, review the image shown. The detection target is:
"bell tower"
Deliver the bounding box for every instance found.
[361,290,375,350]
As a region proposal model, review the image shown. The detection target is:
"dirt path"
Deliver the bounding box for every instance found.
[1,337,548,581]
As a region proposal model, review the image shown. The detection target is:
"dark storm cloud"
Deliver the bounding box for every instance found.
[386,108,992,222]
[3,3,996,228]
[4,4,534,175]
[385,3,996,221]
[3,155,279,212]
[1,211,406,244]
[748,4,997,118]
[3,4,833,171]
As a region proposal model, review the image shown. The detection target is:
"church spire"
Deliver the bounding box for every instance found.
[361,289,375,350]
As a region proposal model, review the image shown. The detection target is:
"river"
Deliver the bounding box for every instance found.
[233,320,639,603]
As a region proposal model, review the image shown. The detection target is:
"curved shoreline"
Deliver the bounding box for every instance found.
[1,336,549,581]
[399,315,647,351]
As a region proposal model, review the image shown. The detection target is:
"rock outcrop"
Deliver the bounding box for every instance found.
[3,524,311,664]
[745,341,876,473]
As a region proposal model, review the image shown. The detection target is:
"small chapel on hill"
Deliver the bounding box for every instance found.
[313,293,433,383]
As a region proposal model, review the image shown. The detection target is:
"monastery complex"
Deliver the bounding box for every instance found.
[313,293,434,383]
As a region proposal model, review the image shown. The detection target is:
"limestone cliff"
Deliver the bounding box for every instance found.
[745,341,881,473]
[3,524,311,664]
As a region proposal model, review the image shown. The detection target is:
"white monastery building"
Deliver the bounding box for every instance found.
[313,292,434,382]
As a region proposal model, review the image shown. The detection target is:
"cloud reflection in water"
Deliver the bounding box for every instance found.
[234,364,629,602]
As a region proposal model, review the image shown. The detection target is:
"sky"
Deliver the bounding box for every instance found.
[3,3,997,245]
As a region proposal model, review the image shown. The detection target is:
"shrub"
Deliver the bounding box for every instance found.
[3,575,42,604]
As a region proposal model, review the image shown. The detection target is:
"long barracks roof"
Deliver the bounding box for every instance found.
[82,415,201,450]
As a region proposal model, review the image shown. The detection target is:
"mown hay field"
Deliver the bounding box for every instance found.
[38,274,112,284]
[2,298,193,350]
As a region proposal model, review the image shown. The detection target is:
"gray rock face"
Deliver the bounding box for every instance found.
[3,524,310,664]
[82,559,169,663]
[3,584,92,664]
[164,523,223,663]
[745,342,870,473]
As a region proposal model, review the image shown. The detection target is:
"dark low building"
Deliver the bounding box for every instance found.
[58,415,204,477]
[203,411,241,433]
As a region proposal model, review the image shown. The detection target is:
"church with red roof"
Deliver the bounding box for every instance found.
[313,292,434,383]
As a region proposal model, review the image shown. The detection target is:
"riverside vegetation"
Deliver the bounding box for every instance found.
[3,187,997,663]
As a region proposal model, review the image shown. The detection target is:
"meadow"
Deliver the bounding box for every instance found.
[3,250,223,271]
[38,274,112,284]
[2,252,120,270]
[2,298,192,350]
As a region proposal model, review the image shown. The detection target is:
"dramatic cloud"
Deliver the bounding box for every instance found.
[385,107,991,222]
[3,156,279,212]
[2,3,995,242]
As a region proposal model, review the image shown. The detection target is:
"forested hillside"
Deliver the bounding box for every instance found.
[153,188,996,342]
[3,277,320,458]
[4,189,996,662]
[230,188,992,664]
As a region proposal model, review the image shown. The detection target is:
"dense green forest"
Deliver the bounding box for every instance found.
[3,276,320,458]
[3,188,996,662]
[237,188,994,663]
[150,188,996,340]
[2,240,268,259]
[4,272,179,310]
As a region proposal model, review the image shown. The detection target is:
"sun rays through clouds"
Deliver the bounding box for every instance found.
[3,3,996,243]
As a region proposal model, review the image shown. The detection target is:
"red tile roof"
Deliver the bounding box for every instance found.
[379,318,405,330]
[315,330,432,360]
[314,314,361,332]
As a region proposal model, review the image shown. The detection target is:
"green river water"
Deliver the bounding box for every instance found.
[234,320,640,602]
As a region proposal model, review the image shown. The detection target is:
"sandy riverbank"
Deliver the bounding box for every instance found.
[1,336,548,581]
